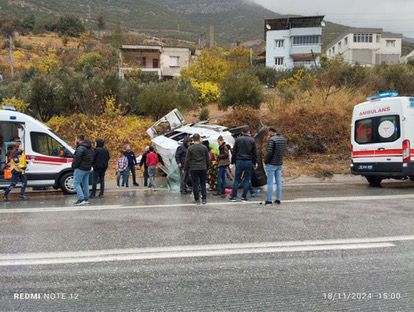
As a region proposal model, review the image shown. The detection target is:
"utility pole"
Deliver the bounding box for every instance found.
[209,25,215,48]
[8,35,14,79]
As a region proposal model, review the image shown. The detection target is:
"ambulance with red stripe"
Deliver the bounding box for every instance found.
[0,106,76,194]
[351,92,414,186]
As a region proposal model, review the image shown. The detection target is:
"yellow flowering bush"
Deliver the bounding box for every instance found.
[0,97,30,112]
[47,96,153,164]
[192,80,220,105]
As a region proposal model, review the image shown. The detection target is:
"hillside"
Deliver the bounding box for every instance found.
[0,0,279,45]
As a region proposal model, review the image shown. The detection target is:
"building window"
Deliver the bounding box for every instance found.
[386,40,396,47]
[169,56,180,67]
[344,37,348,45]
[376,35,381,43]
[332,46,335,54]
[353,33,373,43]
[292,35,320,46]
[338,41,342,49]
[138,56,146,67]
[274,57,284,66]
[275,39,284,48]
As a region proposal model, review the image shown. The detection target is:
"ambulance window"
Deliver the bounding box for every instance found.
[355,119,373,144]
[377,116,400,142]
[31,132,65,157]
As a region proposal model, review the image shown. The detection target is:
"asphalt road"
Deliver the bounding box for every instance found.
[0,180,414,311]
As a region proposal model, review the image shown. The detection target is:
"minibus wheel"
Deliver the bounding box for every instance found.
[60,172,75,194]
[366,176,382,187]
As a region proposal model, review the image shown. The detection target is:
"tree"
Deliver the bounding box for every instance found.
[97,15,105,30]
[0,19,15,78]
[219,70,264,110]
[55,16,86,37]
[138,80,196,119]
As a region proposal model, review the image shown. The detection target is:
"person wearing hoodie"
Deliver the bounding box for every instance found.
[139,146,150,187]
[90,139,110,198]
[72,134,94,206]
[175,136,190,194]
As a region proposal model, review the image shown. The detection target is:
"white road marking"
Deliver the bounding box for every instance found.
[0,235,405,266]
[1,193,414,214]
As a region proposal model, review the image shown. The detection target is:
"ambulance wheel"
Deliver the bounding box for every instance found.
[60,172,76,194]
[366,176,382,187]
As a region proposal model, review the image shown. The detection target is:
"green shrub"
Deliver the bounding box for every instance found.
[219,70,264,110]
[138,79,196,119]
[199,107,209,121]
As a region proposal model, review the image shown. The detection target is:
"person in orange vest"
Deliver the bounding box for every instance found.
[3,143,28,201]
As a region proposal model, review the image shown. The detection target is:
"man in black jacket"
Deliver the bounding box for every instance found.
[175,136,190,194]
[90,139,110,198]
[185,134,210,205]
[72,134,94,206]
[230,128,258,202]
[264,128,287,205]
[139,146,150,187]
[124,144,139,186]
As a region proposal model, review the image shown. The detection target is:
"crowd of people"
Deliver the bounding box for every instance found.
[176,127,287,205]
[2,127,287,206]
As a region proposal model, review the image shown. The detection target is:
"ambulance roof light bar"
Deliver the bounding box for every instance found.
[367,91,399,101]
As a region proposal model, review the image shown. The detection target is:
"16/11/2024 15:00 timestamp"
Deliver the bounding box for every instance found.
[323,292,402,301]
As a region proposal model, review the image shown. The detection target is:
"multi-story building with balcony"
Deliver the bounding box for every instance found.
[265,16,325,70]
[326,28,402,66]
[119,45,192,79]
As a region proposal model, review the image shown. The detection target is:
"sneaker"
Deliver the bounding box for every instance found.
[74,200,86,206]
[264,201,273,206]
[89,194,96,199]
[133,183,139,186]
[98,193,104,198]
[229,197,238,202]
[274,200,281,205]
[3,193,9,202]
[84,200,90,205]
[241,197,249,202]
[193,200,200,205]
[19,194,27,200]
[202,199,207,205]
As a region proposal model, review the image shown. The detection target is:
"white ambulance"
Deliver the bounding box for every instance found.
[0,106,76,193]
[351,92,414,186]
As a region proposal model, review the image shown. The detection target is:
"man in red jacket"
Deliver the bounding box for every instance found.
[145,146,159,189]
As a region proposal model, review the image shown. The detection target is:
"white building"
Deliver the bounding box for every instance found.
[265,16,324,70]
[326,28,402,66]
[119,45,192,79]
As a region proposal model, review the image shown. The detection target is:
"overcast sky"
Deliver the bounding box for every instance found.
[255,0,414,38]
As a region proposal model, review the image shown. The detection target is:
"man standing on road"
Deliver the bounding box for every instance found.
[124,144,139,186]
[175,136,190,194]
[264,128,287,205]
[139,146,150,187]
[185,134,210,205]
[229,128,257,202]
[72,135,94,206]
[215,135,230,197]
[90,139,110,198]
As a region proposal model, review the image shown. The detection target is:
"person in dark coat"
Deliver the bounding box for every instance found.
[184,134,210,205]
[124,144,139,186]
[72,134,94,206]
[139,146,150,187]
[215,135,230,197]
[90,139,110,198]
[229,128,258,202]
[264,128,287,205]
[175,136,190,194]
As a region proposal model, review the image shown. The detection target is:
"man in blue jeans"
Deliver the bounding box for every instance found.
[229,128,258,202]
[264,128,287,205]
[72,135,94,206]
